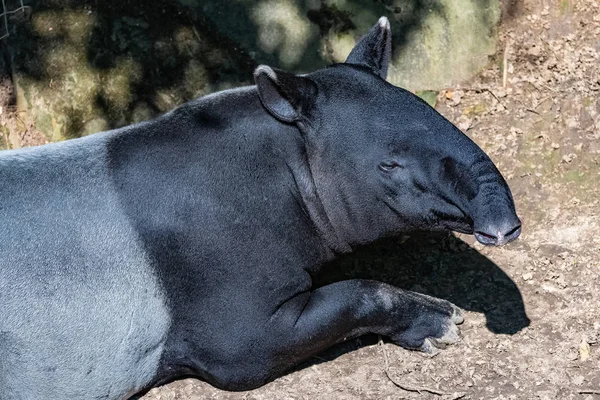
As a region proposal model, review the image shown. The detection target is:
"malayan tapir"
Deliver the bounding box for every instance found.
[0,17,521,400]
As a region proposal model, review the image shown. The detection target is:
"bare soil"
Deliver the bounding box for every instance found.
[143,0,600,399]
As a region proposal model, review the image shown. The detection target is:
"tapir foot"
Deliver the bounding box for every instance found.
[418,307,464,355]
[390,294,464,355]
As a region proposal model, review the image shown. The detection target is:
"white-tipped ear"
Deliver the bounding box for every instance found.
[378,16,390,29]
[345,16,392,79]
[254,65,277,82]
[254,65,318,123]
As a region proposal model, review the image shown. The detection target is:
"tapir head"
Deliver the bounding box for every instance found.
[254,17,521,249]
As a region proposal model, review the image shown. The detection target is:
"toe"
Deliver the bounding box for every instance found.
[451,306,464,324]
[434,322,460,345]
[419,338,442,355]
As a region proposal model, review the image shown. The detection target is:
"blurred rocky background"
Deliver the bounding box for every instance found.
[0,0,503,146]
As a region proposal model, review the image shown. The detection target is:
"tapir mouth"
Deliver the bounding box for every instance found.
[424,197,521,247]
[434,206,522,246]
[473,223,521,246]
[430,203,474,235]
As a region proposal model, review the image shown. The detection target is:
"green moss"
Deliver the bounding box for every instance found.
[563,170,586,183]
[388,0,501,90]
[131,102,154,124]
[546,149,561,173]
[183,60,209,99]
[416,90,438,107]
[35,112,53,138]
[83,118,109,135]
[307,2,355,34]
[464,103,487,116]
[11,0,503,141]
[560,168,599,203]
[0,125,10,150]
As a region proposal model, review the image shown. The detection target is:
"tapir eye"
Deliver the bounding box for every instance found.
[379,161,403,172]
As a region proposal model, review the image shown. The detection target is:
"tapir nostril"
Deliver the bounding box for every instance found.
[474,230,498,245]
[475,231,496,240]
[503,224,521,242]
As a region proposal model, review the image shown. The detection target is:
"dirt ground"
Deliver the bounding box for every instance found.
[140,1,600,399]
[3,0,599,398]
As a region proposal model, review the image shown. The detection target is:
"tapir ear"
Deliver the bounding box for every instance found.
[345,16,392,80]
[254,65,318,123]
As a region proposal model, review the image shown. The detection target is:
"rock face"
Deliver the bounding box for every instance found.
[323,0,502,90]
[180,0,501,90]
[7,1,255,143]
[5,0,500,141]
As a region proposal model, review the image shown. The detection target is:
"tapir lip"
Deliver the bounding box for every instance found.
[440,208,522,247]
[429,202,475,235]
[474,223,521,246]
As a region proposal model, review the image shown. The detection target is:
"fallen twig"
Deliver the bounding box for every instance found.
[579,388,600,395]
[533,96,552,109]
[444,87,508,110]
[378,338,466,398]
[503,40,510,89]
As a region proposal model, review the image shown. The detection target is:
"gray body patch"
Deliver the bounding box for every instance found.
[0,134,171,400]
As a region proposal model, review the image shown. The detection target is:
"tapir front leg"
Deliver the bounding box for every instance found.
[215,280,463,390]
[276,279,463,354]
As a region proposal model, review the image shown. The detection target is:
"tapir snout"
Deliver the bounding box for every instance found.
[471,174,521,246]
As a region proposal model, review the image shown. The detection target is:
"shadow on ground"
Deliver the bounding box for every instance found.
[309,231,530,364]
[318,231,530,334]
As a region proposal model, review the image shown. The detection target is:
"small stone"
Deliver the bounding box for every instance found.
[528,46,542,57]
[458,117,472,131]
[579,339,591,362]
[522,272,533,281]
[451,90,464,106]
[551,142,560,149]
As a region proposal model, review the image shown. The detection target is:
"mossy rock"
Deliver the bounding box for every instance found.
[8,0,500,141]
[9,0,255,140]
[317,0,501,90]
[0,125,10,150]
[178,0,500,90]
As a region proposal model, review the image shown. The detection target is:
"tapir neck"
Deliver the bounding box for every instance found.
[284,122,354,255]
[164,87,389,255]
[300,143,400,251]
[107,85,339,267]
[311,179,400,249]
